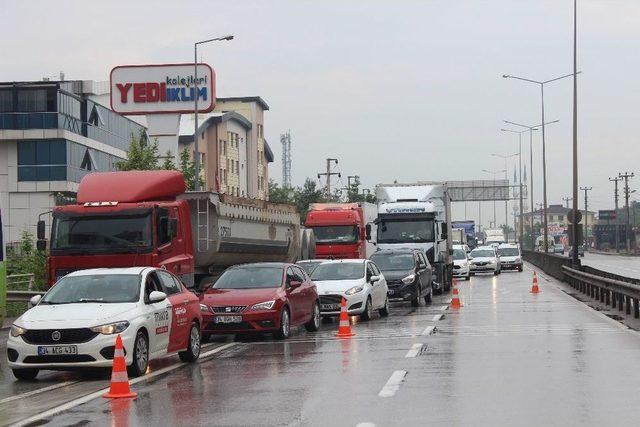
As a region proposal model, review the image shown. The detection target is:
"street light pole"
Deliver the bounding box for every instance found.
[503,72,579,253]
[571,0,580,266]
[193,34,234,192]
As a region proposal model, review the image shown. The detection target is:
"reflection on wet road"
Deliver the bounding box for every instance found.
[6,265,640,426]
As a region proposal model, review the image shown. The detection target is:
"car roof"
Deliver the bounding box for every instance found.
[498,243,519,248]
[452,245,467,249]
[315,259,366,265]
[66,267,153,277]
[472,246,495,251]
[296,259,326,264]
[230,262,289,269]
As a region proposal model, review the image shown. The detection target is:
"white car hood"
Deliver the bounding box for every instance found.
[471,257,496,263]
[454,259,468,266]
[314,279,365,294]
[18,303,139,328]
[501,256,520,261]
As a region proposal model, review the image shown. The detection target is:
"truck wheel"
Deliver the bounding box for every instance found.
[127,331,149,378]
[274,308,291,340]
[179,322,202,363]
[304,302,321,332]
[12,368,39,381]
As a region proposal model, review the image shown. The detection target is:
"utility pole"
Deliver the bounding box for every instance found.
[562,197,572,209]
[317,158,340,197]
[619,172,635,254]
[346,175,359,201]
[571,0,580,266]
[609,177,621,252]
[580,187,592,251]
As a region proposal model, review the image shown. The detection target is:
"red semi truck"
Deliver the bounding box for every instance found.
[304,203,376,259]
[40,170,305,289]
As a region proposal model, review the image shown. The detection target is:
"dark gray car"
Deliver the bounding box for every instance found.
[369,249,433,307]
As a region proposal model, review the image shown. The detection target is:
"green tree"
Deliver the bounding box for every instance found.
[294,178,326,222]
[179,147,204,191]
[116,131,160,171]
[161,151,176,170]
[268,180,294,204]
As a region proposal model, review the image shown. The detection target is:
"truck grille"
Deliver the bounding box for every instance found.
[319,295,343,305]
[211,306,246,314]
[22,328,99,345]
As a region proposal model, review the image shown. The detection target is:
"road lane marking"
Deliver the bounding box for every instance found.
[0,380,81,405]
[421,325,435,336]
[378,370,407,397]
[356,423,376,427]
[13,342,238,427]
[432,314,443,321]
[405,343,424,358]
[439,305,448,311]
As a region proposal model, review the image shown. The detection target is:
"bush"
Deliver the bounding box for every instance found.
[7,230,48,291]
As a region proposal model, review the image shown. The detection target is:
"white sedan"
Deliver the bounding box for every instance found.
[469,246,502,275]
[7,267,203,380]
[310,259,389,320]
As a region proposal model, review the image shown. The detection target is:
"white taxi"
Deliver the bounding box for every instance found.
[7,267,203,380]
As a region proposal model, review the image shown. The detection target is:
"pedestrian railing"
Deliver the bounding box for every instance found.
[562,265,640,318]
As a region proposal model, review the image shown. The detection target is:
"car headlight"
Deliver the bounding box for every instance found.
[251,300,276,310]
[10,325,27,337]
[401,274,416,284]
[90,321,130,335]
[515,258,521,263]
[200,304,211,313]
[345,286,364,295]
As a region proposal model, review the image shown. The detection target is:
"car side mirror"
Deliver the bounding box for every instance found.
[37,220,45,240]
[418,263,426,270]
[288,280,302,289]
[365,224,372,241]
[370,275,380,284]
[29,294,42,308]
[149,291,167,303]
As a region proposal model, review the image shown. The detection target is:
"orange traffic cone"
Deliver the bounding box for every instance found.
[103,335,137,399]
[335,297,355,338]
[451,279,462,309]
[531,271,540,294]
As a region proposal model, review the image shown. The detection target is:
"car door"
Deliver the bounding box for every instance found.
[365,262,380,308]
[157,270,190,353]
[285,267,305,324]
[418,252,433,289]
[293,266,315,323]
[369,261,387,307]
[416,252,429,292]
[143,272,172,355]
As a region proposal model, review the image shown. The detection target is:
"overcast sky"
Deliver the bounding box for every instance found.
[2,0,638,226]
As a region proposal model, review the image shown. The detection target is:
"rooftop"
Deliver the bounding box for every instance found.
[217,96,270,111]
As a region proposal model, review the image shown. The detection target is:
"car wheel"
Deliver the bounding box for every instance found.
[304,302,321,332]
[179,322,202,363]
[274,307,291,340]
[494,269,500,276]
[379,296,390,317]
[411,285,421,307]
[360,297,373,321]
[127,330,149,378]
[424,286,433,304]
[465,272,471,281]
[470,272,475,276]
[518,266,523,272]
[12,368,39,381]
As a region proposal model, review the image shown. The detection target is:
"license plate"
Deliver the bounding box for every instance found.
[37,345,78,356]
[388,289,395,295]
[321,304,339,311]
[214,315,242,324]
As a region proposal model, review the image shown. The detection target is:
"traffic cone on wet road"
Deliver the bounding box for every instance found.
[335,297,355,338]
[451,279,462,309]
[103,335,137,399]
[531,271,540,294]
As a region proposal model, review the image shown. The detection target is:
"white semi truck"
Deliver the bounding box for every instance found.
[373,183,453,294]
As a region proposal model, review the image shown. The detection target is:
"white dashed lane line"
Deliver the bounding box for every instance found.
[421,325,435,336]
[378,370,407,397]
[431,314,443,321]
[404,343,424,358]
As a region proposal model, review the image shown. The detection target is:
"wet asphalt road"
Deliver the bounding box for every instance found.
[5,265,640,426]
[580,252,640,279]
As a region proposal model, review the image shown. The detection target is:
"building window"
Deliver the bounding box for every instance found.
[236,161,239,174]
[0,89,12,112]
[18,139,67,181]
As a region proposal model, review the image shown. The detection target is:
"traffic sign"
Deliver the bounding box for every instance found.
[567,209,582,224]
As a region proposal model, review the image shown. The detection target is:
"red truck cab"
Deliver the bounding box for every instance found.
[41,171,195,287]
[304,203,374,259]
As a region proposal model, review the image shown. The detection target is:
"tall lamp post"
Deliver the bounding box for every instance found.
[482,169,507,228]
[503,72,579,252]
[491,152,518,239]
[194,34,234,191]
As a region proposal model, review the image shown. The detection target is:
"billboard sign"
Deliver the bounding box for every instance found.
[599,210,617,221]
[110,63,215,115]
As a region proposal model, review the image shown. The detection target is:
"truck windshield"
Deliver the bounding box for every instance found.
[51,214,152,253]
[311,226,358,244]
[377,219,434,244]
[41,274,140,304]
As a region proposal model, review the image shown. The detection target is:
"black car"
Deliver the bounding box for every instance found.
[369,249,433,307]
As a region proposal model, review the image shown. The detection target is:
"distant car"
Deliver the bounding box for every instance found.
[497,244,523,272]
[370,248,433,304]
[553,244,565,254]
[569,245,585,257]
[8,267,203,381]
[296,259,326,275]
[311,259,389,320]
[199,263,320,340]
[452,245,471,281]
[469,246,501,275]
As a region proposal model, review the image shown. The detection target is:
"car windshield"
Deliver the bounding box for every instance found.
[369,253,415,271]
[453,249,467,260]
[311,226,358,244]
[377,219,434,244]
[51,213,152,254]
[470,249,494,258]
[297,261,323,275]
[311,263,365,281]
[42,275,140,304]
[213,267,283,289]
[498,248,520,256]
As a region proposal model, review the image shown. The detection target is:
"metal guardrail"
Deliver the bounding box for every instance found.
[562,265,640,318]
[522,250,573,280]
[6,273,42,302]
[7,290,43,302]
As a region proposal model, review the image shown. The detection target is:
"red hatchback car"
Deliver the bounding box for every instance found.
[199,263,321,340]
